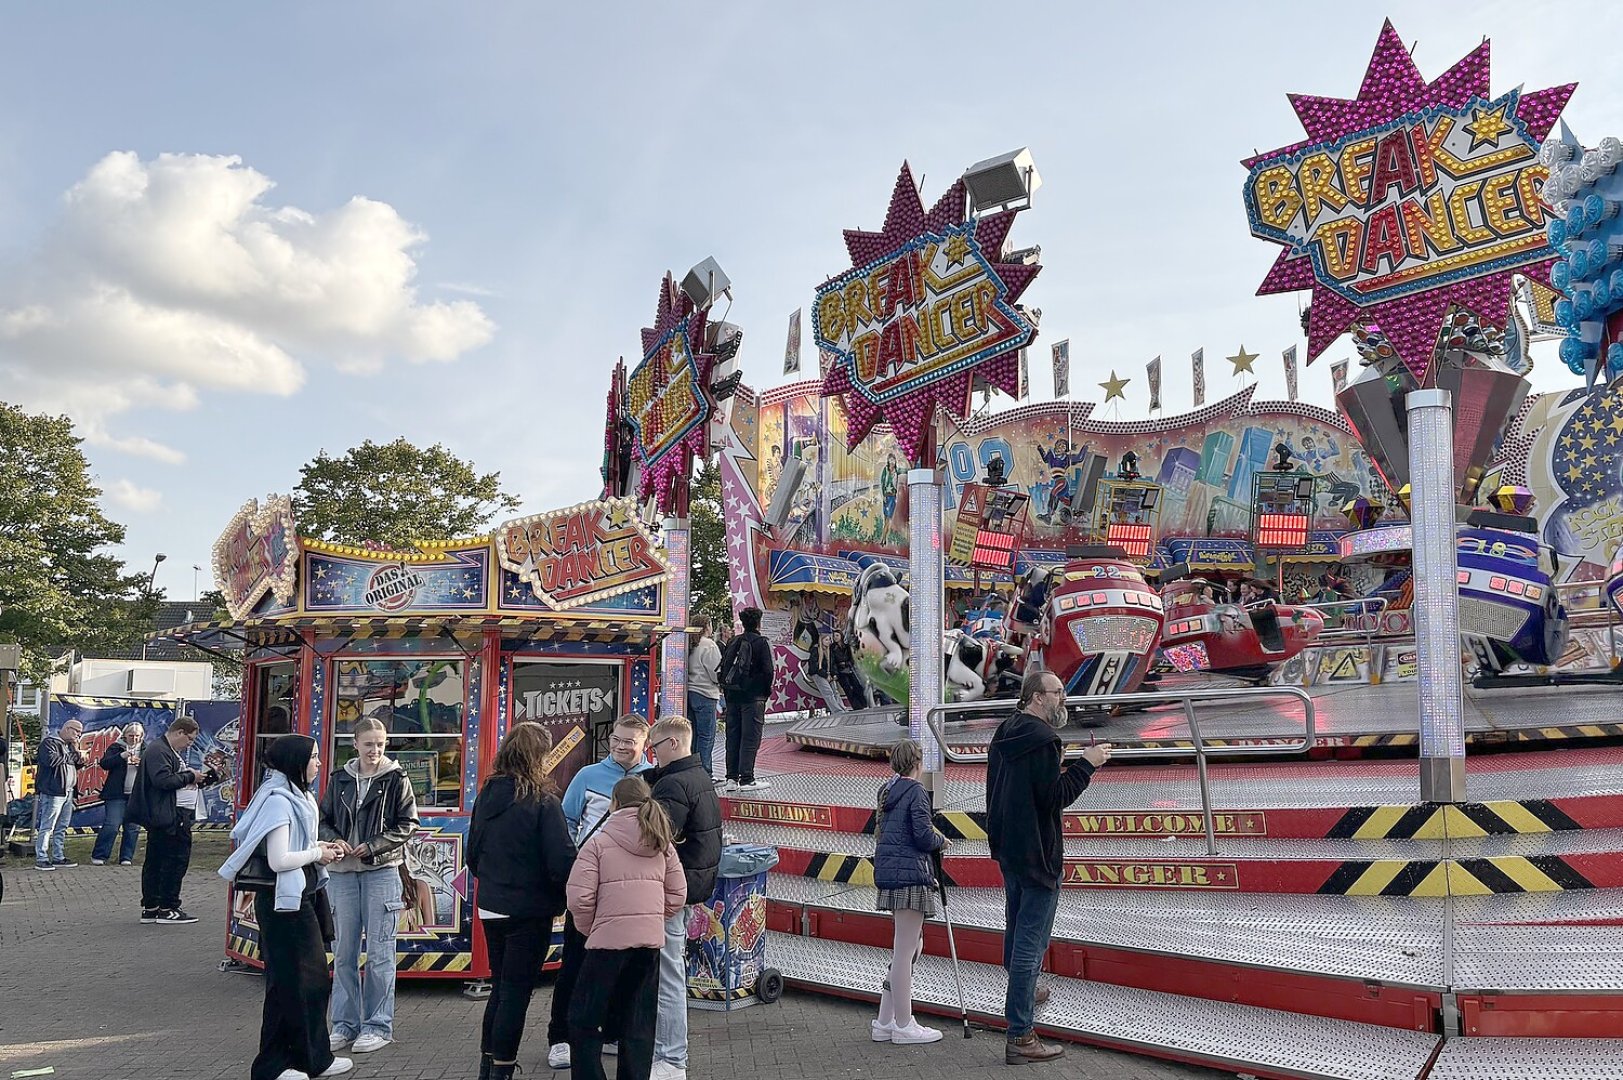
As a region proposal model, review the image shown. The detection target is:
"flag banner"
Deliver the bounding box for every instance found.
[1147,355,1162,411]
[1283,344,1299,401]
[1191,348,1204,407]
[1051,338,1070,397]
[1018,346,1030,400]
[784,307,802,375]
[1331,359,1349,394]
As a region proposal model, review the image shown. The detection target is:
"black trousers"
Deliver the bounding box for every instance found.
[482,915,548,1062]
[141,809,193,910]
[835,671,869,710]
[569,946,659,1080]
[724,697,766,783]
[252,891,335,1080]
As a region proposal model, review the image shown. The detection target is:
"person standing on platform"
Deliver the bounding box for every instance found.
[92,722,144,865]
[219,734,350,1080]
[33,718,85,870]
[686,615,723,779]
[871,739,946,1046]
[828,626,869,710]
[720,606,774,792]
[567,776,686,1080]
[549,715,652,1069]
[128,715,215,923]
[986,671,1111,1065]
[469,722,576,1080]
[646,718,722,1080]
[320,716,420,1055]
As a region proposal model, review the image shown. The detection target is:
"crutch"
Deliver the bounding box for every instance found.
[932,848,972,1039]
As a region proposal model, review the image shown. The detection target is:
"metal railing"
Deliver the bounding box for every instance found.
[1303,596,1391,649]
[924,684,1317,856]
[1554,580,1620,665]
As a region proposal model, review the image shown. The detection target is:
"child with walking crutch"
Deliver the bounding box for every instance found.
[567,776,687,1080]
[871,739,948,1045]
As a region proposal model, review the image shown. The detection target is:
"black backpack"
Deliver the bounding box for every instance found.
[718,636,748,695]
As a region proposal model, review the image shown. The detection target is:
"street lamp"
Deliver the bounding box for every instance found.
[147,553,168,595]
[193,565,202,601]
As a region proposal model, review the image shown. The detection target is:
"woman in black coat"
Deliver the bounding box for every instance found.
[467,722,575,1080]
[870,739,946,1047]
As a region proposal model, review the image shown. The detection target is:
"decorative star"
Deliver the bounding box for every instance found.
[943,233,971,267]
[1227,346,1260,375]
[1463,101,1515,151]
[1243,20,1575,383]
[1099,371,1130,403]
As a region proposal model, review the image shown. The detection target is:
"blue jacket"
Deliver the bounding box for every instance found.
[561,754,651,847]
[219,771,328,913]
[872,776,944,891]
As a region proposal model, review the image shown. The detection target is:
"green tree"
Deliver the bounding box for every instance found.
[0,402,156,684]
[292,438,521,547]
[689,460,733,630]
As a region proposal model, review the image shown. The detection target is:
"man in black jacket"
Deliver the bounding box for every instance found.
[33,719,85,869]
[720,606,775,791]
[128,716,213,925]
[986,671,1110,1065]
[647,717,722,1080]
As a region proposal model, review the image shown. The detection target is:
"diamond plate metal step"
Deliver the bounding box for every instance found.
[1427,1038,1623,1079]
[772,935,1440,1080]
[769,874,1447,988]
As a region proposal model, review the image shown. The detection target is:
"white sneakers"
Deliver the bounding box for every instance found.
[735,779,771,792]
[351,1033,390,1053]
[872,1019,943,1045]
[548,1042,571,1069]
[319,1060,354,1077]
[328,1033,351,1052]
[650,1061,686,1080]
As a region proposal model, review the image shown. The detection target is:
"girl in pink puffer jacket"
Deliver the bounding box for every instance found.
[566,776,686,1080]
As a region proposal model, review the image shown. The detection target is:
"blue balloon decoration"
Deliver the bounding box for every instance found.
[1576,290,1595,320]
[1556,297,1578,328]
[1572,248,1592,280]
[1549,218,1568,246]
[1553,261,1572,291]
[1561,336,1591,373]
[1569,205,1588,235]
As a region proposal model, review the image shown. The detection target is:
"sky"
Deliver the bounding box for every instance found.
[2,1,1622,600]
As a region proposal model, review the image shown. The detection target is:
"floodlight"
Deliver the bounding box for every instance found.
[963,148,1042,215]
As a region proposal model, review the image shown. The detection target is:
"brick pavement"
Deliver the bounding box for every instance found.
[0,835,1220,1080]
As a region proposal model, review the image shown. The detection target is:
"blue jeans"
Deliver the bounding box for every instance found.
[654,905,690,1068]
[687,692,718,776]
[328,867,403,1039]
[92,797,141,863]
[34,794,71,863]
[1002,875,1059,1039]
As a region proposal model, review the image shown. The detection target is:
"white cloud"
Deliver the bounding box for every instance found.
[103,478,163,513]
[0,151,495,456]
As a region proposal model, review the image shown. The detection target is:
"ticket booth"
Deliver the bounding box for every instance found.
[162,495,677,981]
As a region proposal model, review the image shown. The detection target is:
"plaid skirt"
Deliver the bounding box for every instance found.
[876,885,936,916]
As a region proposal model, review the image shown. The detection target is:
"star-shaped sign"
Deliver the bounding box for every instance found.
[1227,346,1259,375]
[1464,101,1516,151]
[1099,371,1130,402]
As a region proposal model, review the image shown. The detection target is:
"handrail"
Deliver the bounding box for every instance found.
[1305,595,1389,651]
[923,684,1317,856]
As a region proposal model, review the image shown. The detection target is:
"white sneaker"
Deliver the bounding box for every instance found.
[603,1041,618,1056]
[351,1033,390,1053]
[737,779,771,791]
[91,858,106,865]
[650,1062,686,1080]
[548,1042,571,1069]
[890,1020,943,1045]
[318,1059,354,1077]
[871,1018,895,1042]
[273,1071,309,1080]
[328,1033,352,1052]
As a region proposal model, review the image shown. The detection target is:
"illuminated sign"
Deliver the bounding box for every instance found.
[622,274,717,512]
[363,563,424,612]
[1242,22,1574,381]
[950,483,1030,569]
[213,494,297,620]
[1257,513,1311,549]
[1105,522,1154,558]
[818,163,1041,461]
[496,498,671,611]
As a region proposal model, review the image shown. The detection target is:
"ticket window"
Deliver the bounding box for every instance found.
[330,658,467,810]
[249,661,299,794]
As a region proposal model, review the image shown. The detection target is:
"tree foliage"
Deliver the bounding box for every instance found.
[292,438,521,548]
[689,460,733,630]
[0,402,156,683]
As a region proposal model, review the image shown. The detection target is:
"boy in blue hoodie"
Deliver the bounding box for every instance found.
[547,714,651,1069]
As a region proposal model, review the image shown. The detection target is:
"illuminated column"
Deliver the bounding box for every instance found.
[908,469,945,786]
[660,517,690,720]
[1408,389,1466,803]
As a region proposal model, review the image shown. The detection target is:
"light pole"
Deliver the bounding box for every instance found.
[193,565,202,601]
[142,553,167,661]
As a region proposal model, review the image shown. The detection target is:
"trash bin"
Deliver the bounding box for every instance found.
[685,843,783,1011]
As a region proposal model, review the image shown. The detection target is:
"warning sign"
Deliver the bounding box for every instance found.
[948,483,986,565]
[1316,647,1369,684]
[1061,861,1240,889]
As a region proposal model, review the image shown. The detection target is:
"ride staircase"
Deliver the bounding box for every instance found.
[727,748,1623,1079]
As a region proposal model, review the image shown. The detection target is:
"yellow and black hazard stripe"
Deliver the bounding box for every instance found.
[1316,859,1450,896]
[1327,800,1584,839]
[803,852,875,886]
[400,951,475,974]
[1348,733,1420,748]
[229,934,262,961]
[1505,723,1623,742]
[1318,855,1595,895]
[935,811,988,841]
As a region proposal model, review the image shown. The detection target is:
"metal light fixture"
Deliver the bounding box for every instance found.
[680,257,732,311]
[148,553,168,594]
[963,147,1042,216]
[1119,451,1140,481]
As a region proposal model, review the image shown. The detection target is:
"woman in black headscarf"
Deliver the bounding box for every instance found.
[220,734,350,1079]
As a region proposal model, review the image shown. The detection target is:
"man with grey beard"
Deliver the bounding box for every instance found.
[986,671,1110,1065]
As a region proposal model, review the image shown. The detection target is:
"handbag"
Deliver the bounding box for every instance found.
[233,839,276,893]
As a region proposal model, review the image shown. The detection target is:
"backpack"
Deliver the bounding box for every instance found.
[718,636,748,695]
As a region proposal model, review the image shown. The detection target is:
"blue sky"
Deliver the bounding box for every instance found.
[1,1,1619,600]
